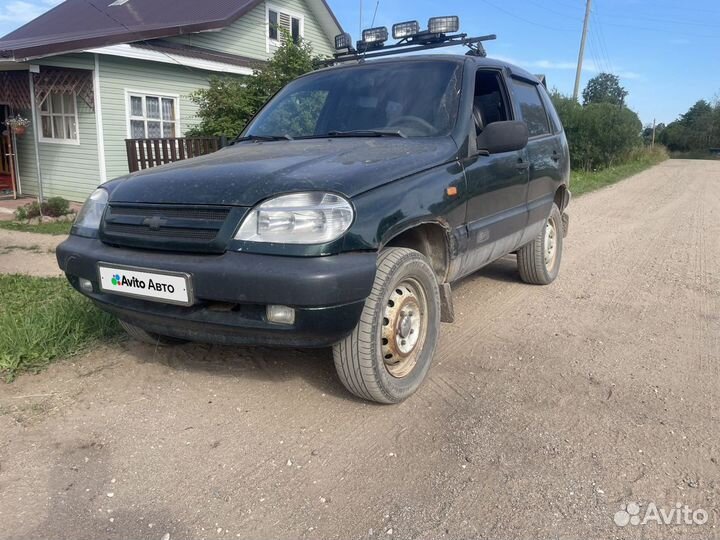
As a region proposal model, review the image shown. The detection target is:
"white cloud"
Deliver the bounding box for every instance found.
[492,54,640,80]
[0,0,62,24]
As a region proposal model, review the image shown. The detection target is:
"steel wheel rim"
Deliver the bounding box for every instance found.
[544,216,558,270]
[381,278,428,379]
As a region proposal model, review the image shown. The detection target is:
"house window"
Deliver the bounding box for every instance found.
[128,94,177,139]
[268,6,303,46]
[39,92,79,143]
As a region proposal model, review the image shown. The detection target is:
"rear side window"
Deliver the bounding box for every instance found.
[538,85,563,134]
[512,80,550,137]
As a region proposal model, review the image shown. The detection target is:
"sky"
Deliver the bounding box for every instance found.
[2,0,719,125]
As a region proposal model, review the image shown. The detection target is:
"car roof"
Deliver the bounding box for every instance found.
[312,53,541,85]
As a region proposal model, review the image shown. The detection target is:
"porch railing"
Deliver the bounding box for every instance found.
[125,136,228,173]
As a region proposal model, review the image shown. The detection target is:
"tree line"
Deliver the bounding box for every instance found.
[653,99,720,153]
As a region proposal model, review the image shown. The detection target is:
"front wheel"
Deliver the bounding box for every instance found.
[517,203,564,285]
[333,248,441,404]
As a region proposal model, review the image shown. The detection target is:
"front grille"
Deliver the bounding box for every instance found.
[107,206,231,221]
[103,223,219,240]
[100,204,236,253]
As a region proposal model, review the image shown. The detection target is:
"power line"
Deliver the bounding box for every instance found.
[587,23,607,74]
[523,0,583,22]
[589,4,613,74]
[478,0,576,32]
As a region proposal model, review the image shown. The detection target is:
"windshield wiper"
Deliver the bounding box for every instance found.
[234,134,294,143]
[324,129,407,139]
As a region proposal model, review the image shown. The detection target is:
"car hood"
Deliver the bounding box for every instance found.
[107,137,459,206]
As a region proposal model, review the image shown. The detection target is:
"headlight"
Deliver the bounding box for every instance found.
[235,192,354,244]
[73,188,108,234]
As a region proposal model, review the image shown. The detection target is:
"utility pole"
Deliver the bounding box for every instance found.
[573,0,593,102]
[652,118,657,148]
[359,0,363,38]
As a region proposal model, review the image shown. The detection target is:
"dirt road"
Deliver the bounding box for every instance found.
[1,160,719,540]
[0,229,64,277]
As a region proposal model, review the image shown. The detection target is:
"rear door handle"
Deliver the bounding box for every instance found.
[551,151,561,162]
[516,161,530,171]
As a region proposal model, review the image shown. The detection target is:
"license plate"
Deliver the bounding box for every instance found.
[98,264,192,306]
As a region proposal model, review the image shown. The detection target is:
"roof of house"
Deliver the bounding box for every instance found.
[0,0,343,62]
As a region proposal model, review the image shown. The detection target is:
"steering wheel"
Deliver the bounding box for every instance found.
[387,115,437,135]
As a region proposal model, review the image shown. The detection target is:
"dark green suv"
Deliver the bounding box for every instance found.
[57,29,570,404]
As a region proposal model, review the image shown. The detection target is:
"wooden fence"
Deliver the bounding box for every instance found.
[125,137,227,173]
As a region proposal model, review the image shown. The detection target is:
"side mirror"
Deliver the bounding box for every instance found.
[476,120,529,155]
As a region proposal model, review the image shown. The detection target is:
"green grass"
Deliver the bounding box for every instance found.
[0,220,72,236]
[0,275,122,381]
[571,147,669,197]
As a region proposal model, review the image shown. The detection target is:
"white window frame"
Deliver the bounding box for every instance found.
[37,91,80,145]
[266,2,305,53]
[124,89,181,139]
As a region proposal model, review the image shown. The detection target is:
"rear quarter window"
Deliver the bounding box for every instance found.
[538,85,563,134]
[511,80,551,137]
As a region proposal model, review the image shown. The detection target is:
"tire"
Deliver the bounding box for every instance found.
[517,203,564,285]
[118,320,187,346]
[333,248,441,404]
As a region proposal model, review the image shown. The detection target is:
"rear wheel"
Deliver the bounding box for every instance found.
[333,248,441,404]
[119,320,187,346]
[517,203,563,285]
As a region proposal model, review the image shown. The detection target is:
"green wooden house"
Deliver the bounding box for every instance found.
[0,0,341,202]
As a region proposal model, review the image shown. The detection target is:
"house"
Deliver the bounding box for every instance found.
[0,0,342,202]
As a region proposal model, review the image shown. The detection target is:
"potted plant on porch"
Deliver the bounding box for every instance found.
[5,115,31,137]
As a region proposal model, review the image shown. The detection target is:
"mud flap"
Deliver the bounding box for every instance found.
[562,213,570,238]
[439,282,455,323]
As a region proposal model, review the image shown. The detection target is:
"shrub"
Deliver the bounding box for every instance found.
[15,201,41,220]
[14,197,72,220]
[550,91,643,171]
[44,197,70,217]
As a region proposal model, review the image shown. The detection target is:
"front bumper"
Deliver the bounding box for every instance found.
[57,236,377,347]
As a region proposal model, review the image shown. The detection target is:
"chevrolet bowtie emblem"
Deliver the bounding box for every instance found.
[142,216,168,230]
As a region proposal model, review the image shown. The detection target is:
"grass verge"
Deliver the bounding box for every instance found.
[0,275,121,381]
[0,220,72,236]
[571,147,669,197]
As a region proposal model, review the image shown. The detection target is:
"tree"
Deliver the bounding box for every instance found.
[582,73,628,106]
[551,90,643,170]
[187,34,320,137]
[660,98,720,152]
[642,122,664,146]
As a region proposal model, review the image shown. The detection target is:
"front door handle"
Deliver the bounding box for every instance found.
[516,161,530,172]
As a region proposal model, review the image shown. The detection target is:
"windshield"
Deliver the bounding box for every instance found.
[244,60,463,139]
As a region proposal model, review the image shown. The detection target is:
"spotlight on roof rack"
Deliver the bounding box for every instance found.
[428,15,460,35]
[334,32,353,51]
[392,20,420,40]
[361,26,389,48]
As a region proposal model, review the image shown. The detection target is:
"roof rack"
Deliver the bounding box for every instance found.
[316,16,496,68]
